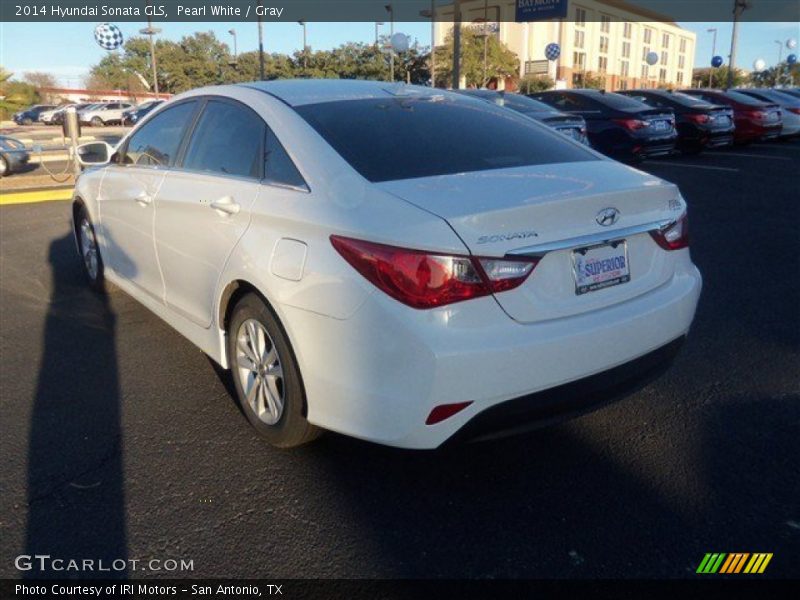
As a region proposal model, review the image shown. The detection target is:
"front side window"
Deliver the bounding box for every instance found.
[182,100,265,178]
[122,101,197,167]
[295,96,595,183]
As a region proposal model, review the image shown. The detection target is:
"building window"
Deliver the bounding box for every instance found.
[642,46,650,61]
[662,33,670,48]
[599,36,609,54]
[620,61,630,77]
[661,51,668,66]
[574,30,584,49]
[644,28,652,44]
[678,55,685,69]
[598,56,608,73]
[679,37,687,53]
[600,15,611,33]
[641,64,649,79]
[573,51,586,70]
[575,7,586,26]
[619,79,629,90]
[659,68,667,83]
[623,22,632,39]
[677,71,684,85]
[622,41,631,58]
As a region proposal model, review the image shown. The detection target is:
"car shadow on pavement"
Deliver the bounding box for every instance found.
[24,232,128,578]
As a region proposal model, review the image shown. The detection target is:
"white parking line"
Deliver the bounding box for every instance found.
[645,162,740,172]
[705,152,792,161]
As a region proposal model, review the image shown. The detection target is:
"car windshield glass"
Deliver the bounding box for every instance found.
[723,91,770,106]
[669,92,714,107]
[295,96,595,182]
[495,93,555,113]
[589,92,647,110]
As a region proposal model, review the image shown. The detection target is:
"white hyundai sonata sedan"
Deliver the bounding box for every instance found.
[72,80,701,449]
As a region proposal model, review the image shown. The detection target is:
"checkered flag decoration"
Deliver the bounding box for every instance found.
[544,43,561,61]
[94,23,124,51]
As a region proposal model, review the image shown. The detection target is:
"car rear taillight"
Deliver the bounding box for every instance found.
[650,213,689,251]
[685,113,710,124]
[330,236,539,309]
[426,402,473,425]
[743,110,767,120]
[614,118,648,131]
[788,107,800,115]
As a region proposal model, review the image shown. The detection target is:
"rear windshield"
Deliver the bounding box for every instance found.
[295,96,595,182]
[723,91,771,106]
[669,92,715,107]
[587,92,647,110]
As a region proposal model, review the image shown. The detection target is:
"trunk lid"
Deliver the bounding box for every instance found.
[377,160,684,323]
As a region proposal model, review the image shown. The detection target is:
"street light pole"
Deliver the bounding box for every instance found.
[257,0,265,80]
[727,0,749,89]
[385,4,395,81]
[139,0,160,98]
[228,29,238,67]
[707,27,717,87]
[775,40,784,85]
[452,0,461,89]
[375,22,383,48]
[298,20,307,69]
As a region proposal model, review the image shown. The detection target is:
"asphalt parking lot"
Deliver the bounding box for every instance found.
[0,141,798,579]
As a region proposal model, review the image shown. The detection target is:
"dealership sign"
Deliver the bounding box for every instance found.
[516,0,569,22]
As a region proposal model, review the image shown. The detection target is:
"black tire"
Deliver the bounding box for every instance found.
[75,205,109,294]
[22,117,32,126]
[91,116,104,127]
[226,293,321,448]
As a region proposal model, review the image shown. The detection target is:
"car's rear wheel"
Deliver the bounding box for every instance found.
[76,206,108,293]
[0,156,8,177]
[91,117,104,127]
[22,117,32,126]
[227,293,321,448]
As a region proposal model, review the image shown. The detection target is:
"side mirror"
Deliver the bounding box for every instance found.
[76,141,113,166]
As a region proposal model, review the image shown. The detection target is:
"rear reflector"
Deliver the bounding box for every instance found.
[330,236,539,309]
[426,402,473,425]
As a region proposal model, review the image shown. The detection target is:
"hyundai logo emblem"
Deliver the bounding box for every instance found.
[596,207,620,227]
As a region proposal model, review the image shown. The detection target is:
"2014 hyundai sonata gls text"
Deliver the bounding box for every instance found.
[72,80,702,449]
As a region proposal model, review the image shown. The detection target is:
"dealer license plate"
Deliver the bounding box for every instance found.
[572,241,630,295]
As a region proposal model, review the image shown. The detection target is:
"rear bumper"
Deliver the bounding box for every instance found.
[285,254,702,449]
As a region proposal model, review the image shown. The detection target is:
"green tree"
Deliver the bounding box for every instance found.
[580,71,607,90]
[691,66,746,88]
[433,26,519,88]
[518,75,554,94]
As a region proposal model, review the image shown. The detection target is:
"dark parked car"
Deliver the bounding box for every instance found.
[122,100,165,125]
[0,136,30,176]
[528,89,677,161]
[12,104,57,125]
[51,103,94,126]
[455,89,589,145]
[616,89,735,153]
[679,89,782,144]
[732,88,800,138]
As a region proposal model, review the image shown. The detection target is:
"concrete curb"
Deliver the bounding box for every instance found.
[0,187,73,205]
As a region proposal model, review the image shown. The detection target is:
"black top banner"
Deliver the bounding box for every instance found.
[0,0,798,23]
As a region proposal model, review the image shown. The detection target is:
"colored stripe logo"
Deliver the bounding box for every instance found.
[696,553,773,574]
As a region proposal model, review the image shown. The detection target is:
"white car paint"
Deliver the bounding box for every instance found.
[79,102,134,125]
[73,80,702,449]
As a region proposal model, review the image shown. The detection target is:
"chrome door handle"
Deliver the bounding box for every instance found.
[135,192,153,206]
[210,196,240,215]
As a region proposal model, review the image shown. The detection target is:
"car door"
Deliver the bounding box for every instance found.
[98,100,199,301]
[153,97,265,328]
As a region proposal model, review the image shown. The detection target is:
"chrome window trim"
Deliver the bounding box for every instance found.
[506,219,673,258]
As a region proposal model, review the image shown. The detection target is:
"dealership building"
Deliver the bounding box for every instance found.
[434,0,697,90]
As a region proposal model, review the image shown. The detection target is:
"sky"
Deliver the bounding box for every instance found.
[1,20,798,87]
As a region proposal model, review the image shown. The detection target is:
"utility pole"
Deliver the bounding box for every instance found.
[727,0,749,89]
[257,0,265,79]
[707,28,717,87]
[775,40,784,85]
[228,29,238,67]
[139,0,160,97]
[298,20,307,70]
[452,0,461,88]
[419,3,436,87]
[375,22,383,48]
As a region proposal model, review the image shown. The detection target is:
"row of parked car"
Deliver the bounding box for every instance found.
[459,86,800,161]
[11,100,165,127]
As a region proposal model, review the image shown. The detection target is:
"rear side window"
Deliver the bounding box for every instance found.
[264,129,306,189]
[182,100,265,178]
[295,96,594,183]
[123,101,197,167]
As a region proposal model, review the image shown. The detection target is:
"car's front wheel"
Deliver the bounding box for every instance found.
[76,206,108,293]
[227,293,321,448]
[0,156,8,177]
[91,117,104,127]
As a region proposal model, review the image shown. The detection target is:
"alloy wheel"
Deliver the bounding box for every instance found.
[235,318,285,425]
